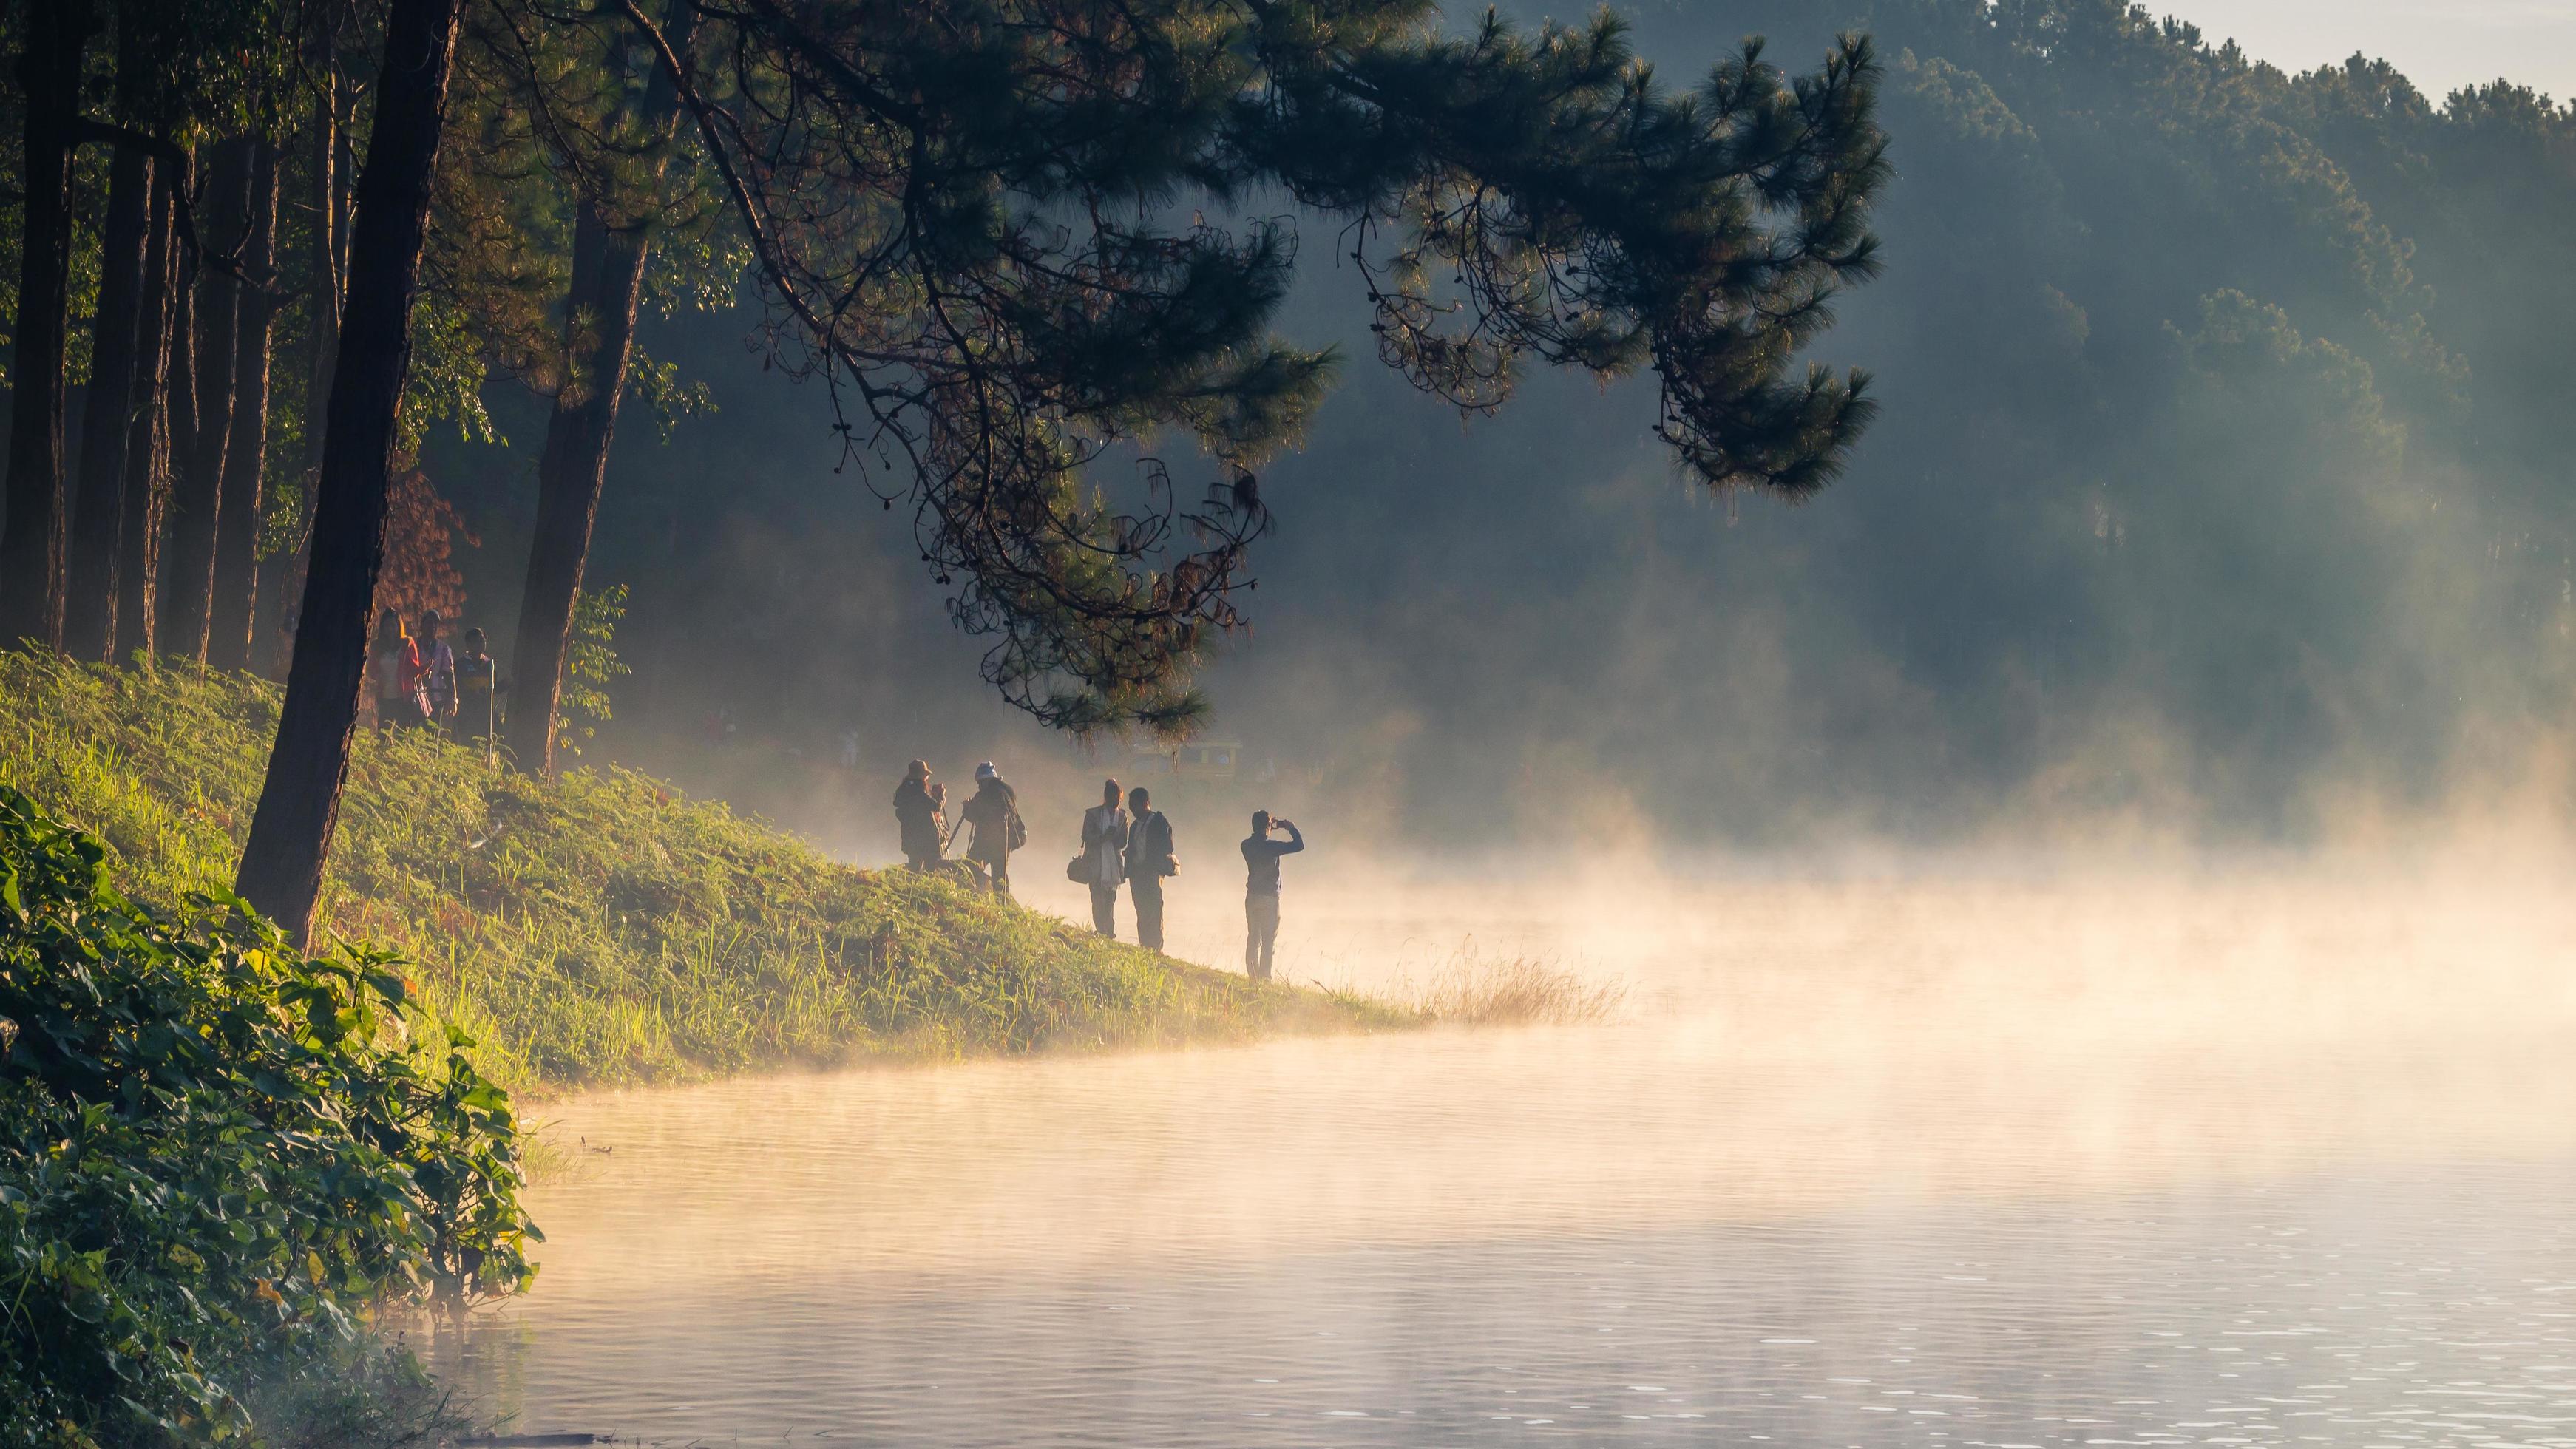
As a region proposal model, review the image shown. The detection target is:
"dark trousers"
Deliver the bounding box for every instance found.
[1130,876,1165,951]
[1088,882,1119,937]
[1245,891,1280,980]
[973,851,1011,895]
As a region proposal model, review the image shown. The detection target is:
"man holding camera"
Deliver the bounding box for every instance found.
[1239,810,1305,982]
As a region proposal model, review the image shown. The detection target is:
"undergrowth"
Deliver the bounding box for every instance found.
[0,788,535,1447]
[1,653,1397,1096]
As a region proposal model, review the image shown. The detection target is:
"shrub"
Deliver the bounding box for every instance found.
[0,789,536,1448]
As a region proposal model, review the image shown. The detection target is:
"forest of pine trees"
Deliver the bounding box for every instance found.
[0,0,1894,935]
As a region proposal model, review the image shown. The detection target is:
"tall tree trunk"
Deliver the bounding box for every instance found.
[112,169,180,661]
[0,1,95,650]
[163,139,252,662]
[504,1,696,775]
[236,0,464,943]
[211,142,279,672]
[66,145,152,659]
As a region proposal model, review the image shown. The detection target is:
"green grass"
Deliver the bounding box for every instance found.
[0,651,1402,1096]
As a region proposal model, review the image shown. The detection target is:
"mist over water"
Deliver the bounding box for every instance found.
[437,845,2576,1444]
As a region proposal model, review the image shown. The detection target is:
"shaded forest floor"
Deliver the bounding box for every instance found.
[1,652,1402,1096]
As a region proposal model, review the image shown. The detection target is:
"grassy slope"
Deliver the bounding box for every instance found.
[1,653,1394,1094]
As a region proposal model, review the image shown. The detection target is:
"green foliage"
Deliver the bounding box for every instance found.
[398,291,504,452]
[250,466,307,566]
[623,343,717,444]
[554,584,631,758]
[0,790,535,1448]
[0,655,1391,1096]
[607,0,1888,733]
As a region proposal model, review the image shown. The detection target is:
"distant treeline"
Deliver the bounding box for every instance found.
[1209,0,2576,843]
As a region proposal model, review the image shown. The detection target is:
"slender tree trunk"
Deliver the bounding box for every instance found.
[332,69,356,306]
[112,170,180,661]
[169,245,200,495]
[306,77,345,476]
[260,72,345,677]
[506,208,617,776]
[236,0,464,943]
[0,1,95,650]
[66,146,152,659]
[162,140,251,662]
[504,1,696,775]
[211,143,279,672]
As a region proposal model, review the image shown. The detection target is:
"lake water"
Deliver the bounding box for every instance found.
[437,860,2576,1445]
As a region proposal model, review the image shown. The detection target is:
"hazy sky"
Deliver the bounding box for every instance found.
[2153,0,2576,101]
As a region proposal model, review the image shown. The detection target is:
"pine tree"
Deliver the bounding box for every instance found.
[609,0,1888,730]
[504,0,708,778]
[235,0,465,940]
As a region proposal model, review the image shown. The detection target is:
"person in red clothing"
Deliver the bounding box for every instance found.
[370,609,426,730]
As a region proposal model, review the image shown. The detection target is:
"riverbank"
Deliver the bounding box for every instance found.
[0,652,1401,1096]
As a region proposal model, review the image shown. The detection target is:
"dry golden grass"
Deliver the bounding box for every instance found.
[1344,946,1628,1028]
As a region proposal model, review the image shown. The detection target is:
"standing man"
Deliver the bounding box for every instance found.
[1079,778,1129,936]
[1125,785,1176,951]
[954,761,1023,895]
[455,626,498,754]
[1240,810,1304,982]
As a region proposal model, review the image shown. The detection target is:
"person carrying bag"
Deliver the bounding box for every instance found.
[1076,779,1129,937]
[950,762,1022,895]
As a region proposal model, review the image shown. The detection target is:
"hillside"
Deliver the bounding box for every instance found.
[0,653,1390,1094]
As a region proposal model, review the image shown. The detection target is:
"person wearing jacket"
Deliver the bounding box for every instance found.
[954,762,1021,895]
[454,627,498,752]
[893,760,946,869]
[1079,778,1129,936]
[1124,786,1177,951]
[1241,811,1304,981]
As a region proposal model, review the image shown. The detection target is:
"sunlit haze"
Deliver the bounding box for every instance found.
[2154,0,2576,99]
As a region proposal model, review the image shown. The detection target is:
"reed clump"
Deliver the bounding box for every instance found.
[1389,946,1628,1027]
[0,652,1397,1095]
